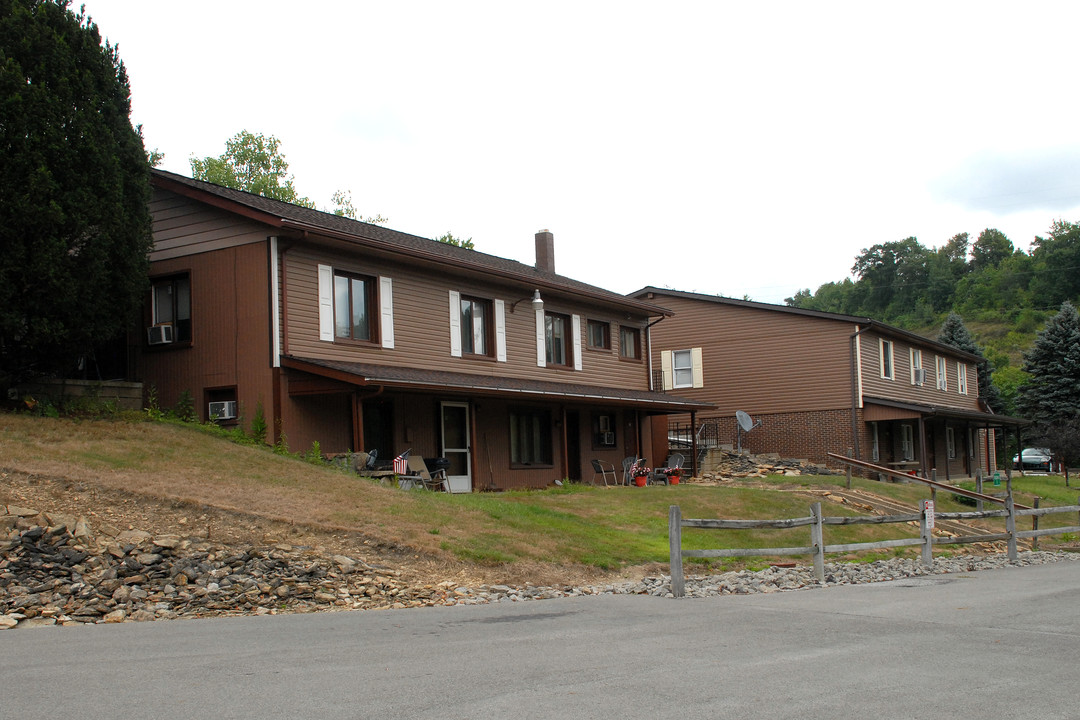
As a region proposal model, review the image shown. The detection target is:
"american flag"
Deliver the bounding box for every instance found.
[393,450,410,475]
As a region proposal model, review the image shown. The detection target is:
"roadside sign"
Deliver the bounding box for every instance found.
[923,499,935,529]
[993,471,1001,487]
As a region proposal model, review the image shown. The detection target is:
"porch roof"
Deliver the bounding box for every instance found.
[863,396,1030,427]
[282,356,714,413]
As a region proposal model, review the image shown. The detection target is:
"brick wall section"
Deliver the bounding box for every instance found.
[715,408,856,470]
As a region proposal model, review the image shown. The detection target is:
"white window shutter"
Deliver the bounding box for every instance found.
[572,314,582,371]
[379,276,394,348]
[660,350,673,391]
[495,299,507,362]
[691,347,704,388]
[448,290,462,357]
[317,264,334,342]
[535,305,546,367]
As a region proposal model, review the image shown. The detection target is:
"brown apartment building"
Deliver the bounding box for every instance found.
[630,287,1026,480]
[137,171,710,491]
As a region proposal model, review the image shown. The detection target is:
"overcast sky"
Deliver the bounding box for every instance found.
[83,1,1080,304]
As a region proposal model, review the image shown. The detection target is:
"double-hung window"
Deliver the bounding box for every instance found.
[587,319,610,350]
[459,296,491,356]
[334,271,376,342]
[946,427,956,459]
[910,348,923,385]
[150,274,191,344]
[957,363,968,395]
[936,356,948,391]
[545,312,571,366]
[880,339,894,379]
[619,326,640,360]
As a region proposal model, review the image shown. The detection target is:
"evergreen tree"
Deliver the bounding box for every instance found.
[1016,301,1080,427]
[0,0,153,385]
[937,313,1000,410]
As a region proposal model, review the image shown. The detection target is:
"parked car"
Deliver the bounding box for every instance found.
[1013,447,1053,472]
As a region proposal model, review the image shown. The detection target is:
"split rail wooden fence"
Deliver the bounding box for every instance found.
[667,495,1080,598]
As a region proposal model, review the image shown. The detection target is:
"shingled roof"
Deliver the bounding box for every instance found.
[629,286,984,363]
[151,169,672,316]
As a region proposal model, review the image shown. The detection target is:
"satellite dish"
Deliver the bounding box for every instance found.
[736,410,754,432]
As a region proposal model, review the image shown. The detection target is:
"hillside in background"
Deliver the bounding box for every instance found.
[784,221,1080,415]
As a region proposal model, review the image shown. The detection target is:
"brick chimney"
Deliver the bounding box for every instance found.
[535,229,555,273]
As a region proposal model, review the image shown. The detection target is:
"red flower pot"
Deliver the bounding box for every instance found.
[634,476,647,487]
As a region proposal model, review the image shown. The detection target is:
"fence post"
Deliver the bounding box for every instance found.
[1005,481,1017,562]
[1032,497,1040,551]
[846,447,852,490]
[975,469,983,513]
[669,505,684,598]
[810,502,825,582]
[920,502,933,568]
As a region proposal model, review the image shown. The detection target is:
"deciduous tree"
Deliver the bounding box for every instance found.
[190,130,314,207]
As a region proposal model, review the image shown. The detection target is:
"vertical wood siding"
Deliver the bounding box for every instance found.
[140,242,274,426]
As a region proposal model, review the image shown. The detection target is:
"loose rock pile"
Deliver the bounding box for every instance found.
[695,449,835,483]
[4,504,1077,629]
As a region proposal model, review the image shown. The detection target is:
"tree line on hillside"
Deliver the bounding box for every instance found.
[785,225,1080,327]
[789,228,1080,470]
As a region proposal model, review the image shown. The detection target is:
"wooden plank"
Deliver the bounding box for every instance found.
[684,546,816,558]
[1015,505,1080,518]
[683,516,815,529]
[936,510,1008,520]
[1016,525,1080,540]
[823,538,924,553]
[821,513,920,525]
[937,532,1010,544]
[827,452,1032,510]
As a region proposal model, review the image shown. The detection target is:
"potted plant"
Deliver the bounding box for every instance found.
[632,463,650,487]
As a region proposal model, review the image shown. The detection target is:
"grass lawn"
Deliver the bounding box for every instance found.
[3,412,1077,579]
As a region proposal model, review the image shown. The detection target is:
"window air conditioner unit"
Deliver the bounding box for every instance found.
[603,431,615,445]
[208,401,237,420]
[147,324,174,345]
[913,368,926,385]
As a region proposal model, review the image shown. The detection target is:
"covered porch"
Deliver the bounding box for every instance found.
[862,397,1029,482]
[277,356,712,491]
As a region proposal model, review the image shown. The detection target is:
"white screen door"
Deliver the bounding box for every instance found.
[440,401,472,493]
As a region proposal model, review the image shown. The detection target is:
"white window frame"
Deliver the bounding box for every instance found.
[910,348,922,385]
[901,423,914,461]
[661,348,704,390]
[936,355,948,391]
[870,421,880,462]
[957,362,968,395]
[880,339,894,380]
[946,427,956,459]
[317,264,393,348]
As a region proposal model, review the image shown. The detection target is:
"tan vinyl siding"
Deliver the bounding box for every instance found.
[646,295,854,416]
[283,249,651,390]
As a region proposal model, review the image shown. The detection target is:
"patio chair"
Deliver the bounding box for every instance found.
[590,459,618,486]
[649,453,685,485]
[622,456,640,486]
[406,455,450,492]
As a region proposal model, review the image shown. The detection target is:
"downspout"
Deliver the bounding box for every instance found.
[849,324,871,461]
[645,315,665,392]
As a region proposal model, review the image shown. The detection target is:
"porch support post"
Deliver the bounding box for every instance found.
[351,392,364,454]
[689,410,698,478]
[918,415,929,478]
[560,406,569,482]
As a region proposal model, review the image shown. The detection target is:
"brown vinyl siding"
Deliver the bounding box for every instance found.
[646,295,854,416]
[858,333,981,411]
[283,249,651,390]
[140,242,274,426]
[149,190,268,262]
